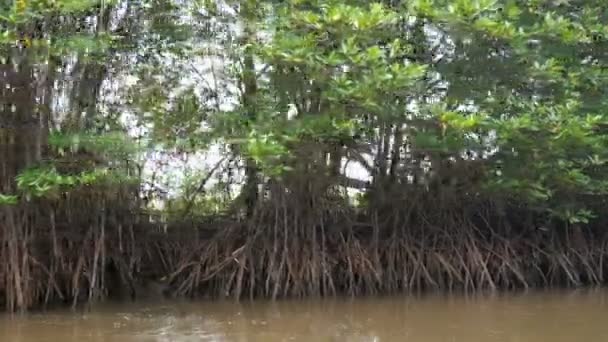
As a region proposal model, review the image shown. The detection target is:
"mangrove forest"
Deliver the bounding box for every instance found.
[1,0,608,312]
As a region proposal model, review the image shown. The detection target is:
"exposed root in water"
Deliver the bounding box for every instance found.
[161,190,608,301]
[1,185,607,311]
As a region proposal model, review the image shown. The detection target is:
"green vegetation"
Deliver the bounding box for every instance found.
[0,0,607,311]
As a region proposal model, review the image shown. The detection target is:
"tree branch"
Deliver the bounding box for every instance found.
[181,157,226,216]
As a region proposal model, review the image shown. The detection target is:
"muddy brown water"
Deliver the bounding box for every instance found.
[1,289,608,341]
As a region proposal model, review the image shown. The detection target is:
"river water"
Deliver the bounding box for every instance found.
[1,289,608,341]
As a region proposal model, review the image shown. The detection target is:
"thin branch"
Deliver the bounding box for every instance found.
[181,157,227,216]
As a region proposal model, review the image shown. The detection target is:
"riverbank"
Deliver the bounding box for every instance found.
[2,193,608,312]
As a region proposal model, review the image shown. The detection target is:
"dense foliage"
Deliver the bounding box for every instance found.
[122,0,608,223]
[1,0,607,311]
[4,0,606,220]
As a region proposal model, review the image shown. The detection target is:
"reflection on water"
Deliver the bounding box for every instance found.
[1,289,608,341]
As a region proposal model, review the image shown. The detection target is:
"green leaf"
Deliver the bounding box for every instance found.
[0,194,18,205]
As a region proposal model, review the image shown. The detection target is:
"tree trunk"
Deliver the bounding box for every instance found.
[0,47,47,312]
[240,1,259,218]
